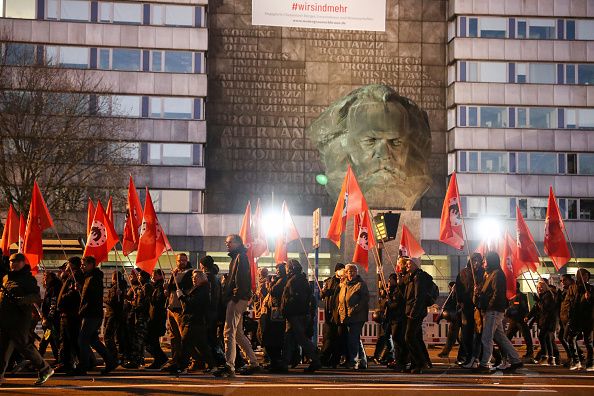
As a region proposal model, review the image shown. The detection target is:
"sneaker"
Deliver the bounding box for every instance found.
[496,361,511,370]
[34,367,54,386]
[146,360,167,371]
[213,365,235,378]
[586,364,594,372]
[504,362,524,372]
[237,364,261,375]
[304,362,322,373]
[121,361,140,369]
[463,359,479,369]
[11,359,31,374]
[472,365,494,374]
[570,361,582,371]
[540,357,550,366]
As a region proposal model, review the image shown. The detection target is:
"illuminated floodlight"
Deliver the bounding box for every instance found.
[262,210,283,239]
[478,217,502,245]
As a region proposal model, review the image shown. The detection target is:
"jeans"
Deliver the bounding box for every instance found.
[480,311,521,367]
[565,325,593,365]
[405,317,427,369]
[78,316,115,371]
[223,299,258,371]
[343,321,364,366]
[538,330,555,359]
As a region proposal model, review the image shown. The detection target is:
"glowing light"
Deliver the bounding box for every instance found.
[262,210,283,239]
[315,174,328,185]
[478,217,502,245]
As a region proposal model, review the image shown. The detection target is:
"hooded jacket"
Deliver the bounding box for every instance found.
[80,267,105,318]
[0,265,41,329]
[404,268,431,320]
[477,265,508,313]
[281,272,312,318]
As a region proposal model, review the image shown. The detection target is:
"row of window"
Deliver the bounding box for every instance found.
[1,0,206,27]
[3,43,206,74]
[451,16,593,40]
[99,95,203,120]
[462,195,594,221]
[453,61,594,85]
[118,142,204,166]
[149,189,202,213]
[456,151,594,175]
[456,106,594,129]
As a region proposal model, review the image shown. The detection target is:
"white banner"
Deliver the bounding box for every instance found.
[252,0,386,32]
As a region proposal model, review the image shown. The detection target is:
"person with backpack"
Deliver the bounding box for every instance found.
[404,257,433,373]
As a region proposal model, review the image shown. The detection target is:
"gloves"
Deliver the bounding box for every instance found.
[176,290,184,299]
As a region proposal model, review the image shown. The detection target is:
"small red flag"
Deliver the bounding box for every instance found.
[500,231,518,300]
[23,182,54,269]
[439,172,465,250]
[252,199,269,259]
[83,200,119,264]
[106,197,114,225]
[135,188,168,274]
[1,204,19,256]
[122,176,143,256]
[239,201,257,290]
[274,201,300,263]
[327,165,369,248]
[18,213,25,253]
[399,224,425,259]
[515,206,539,273]
[86,198,95,237]
[352,211,376,272]
[544,186,571,270]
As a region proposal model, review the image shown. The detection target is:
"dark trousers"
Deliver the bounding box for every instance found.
[373,321,394,361]
[441,318,461,354]
[0,323,49,378]
[283,315,319,366]
[58,315,80,369]
[320,321,341,367]
[129,314,148,365]
[458,311,475,363]
[38,325,60,360]
[506,318,534,356]
[178,322,214,369]
[538,329,555,359]
[566,325,593,365]
[390,319,408,366]
[405,317,427,369]
[103,315,122,361]
[342,321,364,366]
[78,316,114,371]
[146,322,167,364]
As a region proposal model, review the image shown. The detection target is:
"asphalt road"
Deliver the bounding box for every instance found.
[2,362,594,395]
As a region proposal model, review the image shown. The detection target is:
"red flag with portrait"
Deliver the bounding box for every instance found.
[83,200,119,264]
[1,204,19,256]
[23,181,54,269]
[274,201,300,264]
[352,211,376,272]
[122,176,143,256]
[439,172,465,250]
[515,206,539,273]
[544,186,571,270]
[239,201,257,290]
[327,165,369,248]
[399,224,425,258]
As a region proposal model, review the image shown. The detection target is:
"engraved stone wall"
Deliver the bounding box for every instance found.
[206,0,447,215]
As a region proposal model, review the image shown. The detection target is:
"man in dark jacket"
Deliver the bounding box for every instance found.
[320,263,344,367]
[438,281,460,358]
[0,253,54,385]
[55,257,83,373]
[563,268,593,371]
[38,271,62,361]
[175,270,215,373]
[200,255,224,365]
[526,279,558,365]
[387,258,409,371]
[505,281,533,359]
[77,256,117,375]
[475,252,522,373]
[280,260,321,372]
[145,269,168,370]
[103,270,127,365]
[455,253,483,365]
[404,257,431,373]
[123,269,152,369]
[213,234,259,378]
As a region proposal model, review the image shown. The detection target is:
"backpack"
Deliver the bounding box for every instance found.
[425,273,439,307]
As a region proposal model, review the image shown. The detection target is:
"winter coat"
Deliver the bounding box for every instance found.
[477,268,508,313]
[0,265,41,331]
[205,270,221,316]
[386,277,407,323]
[561,282,593,330]
[41,277,62,327]
[149,279,167,335]
[166,269,193,312]
[338,275,370,324]
[281,272,312,318]
[224,246,252,303]
[506,291,529,320]
[104,278,127,318]
[79,267,104,318]
[528,290,558,332]
[179,283,210,325]
[57,271,83,317]
[321,275,342,323]
[404,268,431,320]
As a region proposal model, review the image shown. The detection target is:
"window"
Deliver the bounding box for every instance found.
[4,0,36,19]
[527,18,556,39]
[568,153,577,174]
[567,199,578,219]
[110,142,140,163]
[480,107,507,128]
[99,2,142,24]
[527,198,547,220]
[580,200,594,220]
[466,62,506,83]
[468,151,478,171]
[99,95,141,117]
[479,17,506,38]
[517,108,527,127]
[516,63,527,83]
[481,152,508,173]
[576,20,594,40]
[48,0,90,21]
[579,154,594,175]
[518,152,528,173]
[46,46,89,68]
[577,109,594,128]
[529,107,555,128]
[528,64,555,84]
[151,52,162,72]
[465,197,484,217]
[529,153,557,174]
[486,197,508,217]
[111,49,141,71]
[4,43,36,65]
[578,65,594,85]
[149,143,193,166]
[164,51,193,73]
[151,190,192,213]
[152,5,193,26]
[150,97,193,119]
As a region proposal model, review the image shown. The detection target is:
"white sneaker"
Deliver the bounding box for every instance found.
[570,361,582,371]
[496,361,511,370]
[586,365,594,372]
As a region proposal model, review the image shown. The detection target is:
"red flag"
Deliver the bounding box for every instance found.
[327,165,369,248]
[515,206,539,273]
[352,211,376,272]
[274,201,300,263]
[135,188,168,274]
[399,224,425,258]
[86,198,95,237]
[252,199,269,259]
[106,197,114,225]
[439,172,465,250]
[23,181,54,269]
[122,176,143,256]
[544,186,571,270]
[18,213,25,253]
[1,204,19,256]
[500,231,517,300]
[239,201,257,290]
[83,200,119,264]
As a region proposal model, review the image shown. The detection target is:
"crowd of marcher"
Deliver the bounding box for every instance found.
[0,236,593,385]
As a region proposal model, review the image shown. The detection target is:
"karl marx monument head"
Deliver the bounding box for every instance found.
[307,84,432,210]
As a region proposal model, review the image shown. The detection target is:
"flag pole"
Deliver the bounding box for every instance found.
[367,212,390,295]
[164,248,180,290]
[51,226,70,261]
[296,235,322,292]
[454,178,477,285]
